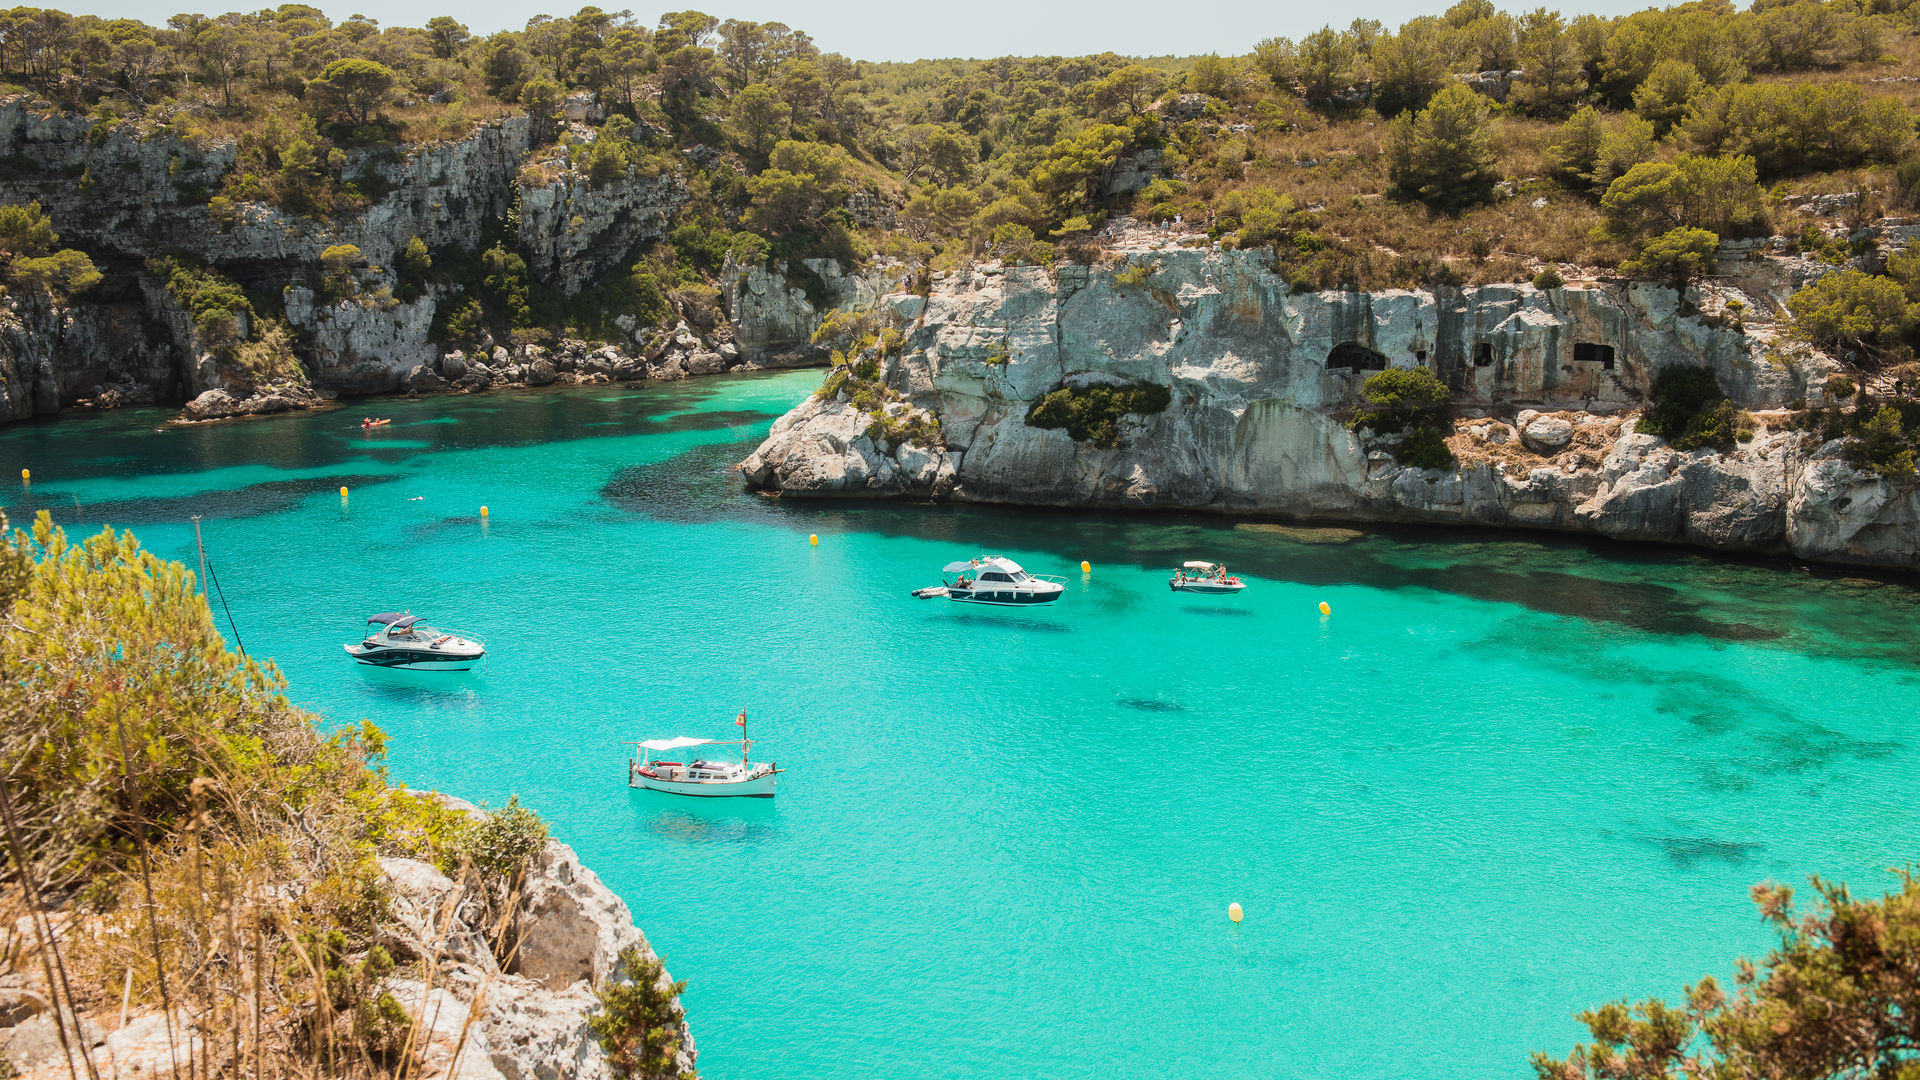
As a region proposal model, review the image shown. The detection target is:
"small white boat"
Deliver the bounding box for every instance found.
[914,556,1065,606]
[1170,561,1247,594]
[344,612,486,670]
[629,714,780,798]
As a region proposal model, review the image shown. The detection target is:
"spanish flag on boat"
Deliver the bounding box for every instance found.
[735,711,746,727]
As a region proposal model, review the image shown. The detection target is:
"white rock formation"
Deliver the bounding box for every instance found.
[742,247,1920,570]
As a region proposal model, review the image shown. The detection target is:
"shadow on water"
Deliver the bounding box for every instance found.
[633,800,779,845]
[10,474,406,527]
[0,377,789,486]
[349,663,489,705]
[601,443,1846,645]
[1646,834,1765,869]
[931,611,1072,634]
[1118,698,1184,712]
[1183,605,1255,617]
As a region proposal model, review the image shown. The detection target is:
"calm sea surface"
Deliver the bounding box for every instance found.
[4,369,1918,1080]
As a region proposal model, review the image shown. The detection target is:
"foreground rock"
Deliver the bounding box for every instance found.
[741,247,1920,571]
[0,802,694,1080]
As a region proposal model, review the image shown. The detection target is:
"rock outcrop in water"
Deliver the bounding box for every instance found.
[740,245,1920,571]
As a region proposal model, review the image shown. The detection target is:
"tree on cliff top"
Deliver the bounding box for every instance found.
[1535,871,1920,1080]
[307,56,397,129]
[1385,83,1500,213]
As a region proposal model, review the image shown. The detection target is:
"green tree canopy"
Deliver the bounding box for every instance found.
[307,56,395,128]
[1386,82,1499,212]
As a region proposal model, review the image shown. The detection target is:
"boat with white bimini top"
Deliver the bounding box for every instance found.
[629,713,780,798]
[912,556,1066,606]
[343,612,486,670]
[1170,561,1247,594]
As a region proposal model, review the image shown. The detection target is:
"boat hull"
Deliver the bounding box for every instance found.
[1170,582,1246,594]
[344,644,484,671]
[944,588,1063,606]
[630,767,777,797]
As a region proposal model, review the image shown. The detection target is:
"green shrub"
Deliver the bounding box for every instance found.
[1670,398,1752,452]
[590,946,691,1080]
[1113,262,1152,288]
[1620,226,1720,293]
[1597,154,1765,242]
[1637,365,1739,449]
[1394,426,1456,469]
[1350,366,1451,435]
[1385,83,1499,212]
[1787,269,1920,360]
[1847,405,1917,477]
[449,794,548,884]
[1533,267,1565,290]
[1825,373,1857,400]
[1025,381,1173,447]
[151,256,252,344]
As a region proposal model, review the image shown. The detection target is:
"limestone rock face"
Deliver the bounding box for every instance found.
[739,246,1920,570]
[0,796,697,1080]
[0,99,699,420]
[284,286,439,395]
[723,257,902,365]
[0,100,534,274]
[513,840,644,990]
[516,169,686,296]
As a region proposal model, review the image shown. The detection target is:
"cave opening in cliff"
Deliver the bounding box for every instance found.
[1327,341,1388,371]
[1573,342,1615,369]
[1475,343,1494,366]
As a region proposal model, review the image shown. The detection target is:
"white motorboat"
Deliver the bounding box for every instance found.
[629,714,780,798]
[1170,561,1247,594]
[913,556,1066,606]
[343,612,486,670]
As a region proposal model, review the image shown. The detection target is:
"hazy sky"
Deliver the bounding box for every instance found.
[72,0,1662,60]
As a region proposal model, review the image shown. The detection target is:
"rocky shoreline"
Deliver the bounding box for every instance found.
[738,245,1920,572]
[0,795,693,1080]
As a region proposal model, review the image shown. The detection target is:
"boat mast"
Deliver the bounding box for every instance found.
[191,515,209,595]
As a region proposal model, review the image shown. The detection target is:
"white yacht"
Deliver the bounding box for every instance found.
[343,613,486,670]
[629,715,780,798]
[913,556,1066,606]
[1169,561,1247,594]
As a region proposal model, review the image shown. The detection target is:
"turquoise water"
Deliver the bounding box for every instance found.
[5,371,1920,1079]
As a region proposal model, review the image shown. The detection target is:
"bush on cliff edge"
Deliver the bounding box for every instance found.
[1025,380,1173,448]
[0,509,552,1075]
[1637,366,1752,452]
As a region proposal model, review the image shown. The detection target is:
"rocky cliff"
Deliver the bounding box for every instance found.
[740,244,1920,571]
[0,795,695,1080]
[0,97,706,420]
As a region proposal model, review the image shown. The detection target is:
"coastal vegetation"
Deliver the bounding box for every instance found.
[1350,367,1457,468]
[1635,366,1752,452]
[1025,380,1173,447]
[0,508,684,1077]
[1537,872,1920,1080]
[0,0,1904,356]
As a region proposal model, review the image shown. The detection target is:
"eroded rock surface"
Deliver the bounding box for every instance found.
[742,248,1920,570]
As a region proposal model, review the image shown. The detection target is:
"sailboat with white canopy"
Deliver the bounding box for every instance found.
[628,713,780,797]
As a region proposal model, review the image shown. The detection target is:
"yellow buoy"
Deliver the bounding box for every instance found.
[1318,601,1331,615]
[19,468,28,482]
[1228,902,1243,923]
[339,485,348,498]
[1080,560,1091,573]
[809,534,818,546]
[480,505,490,518]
